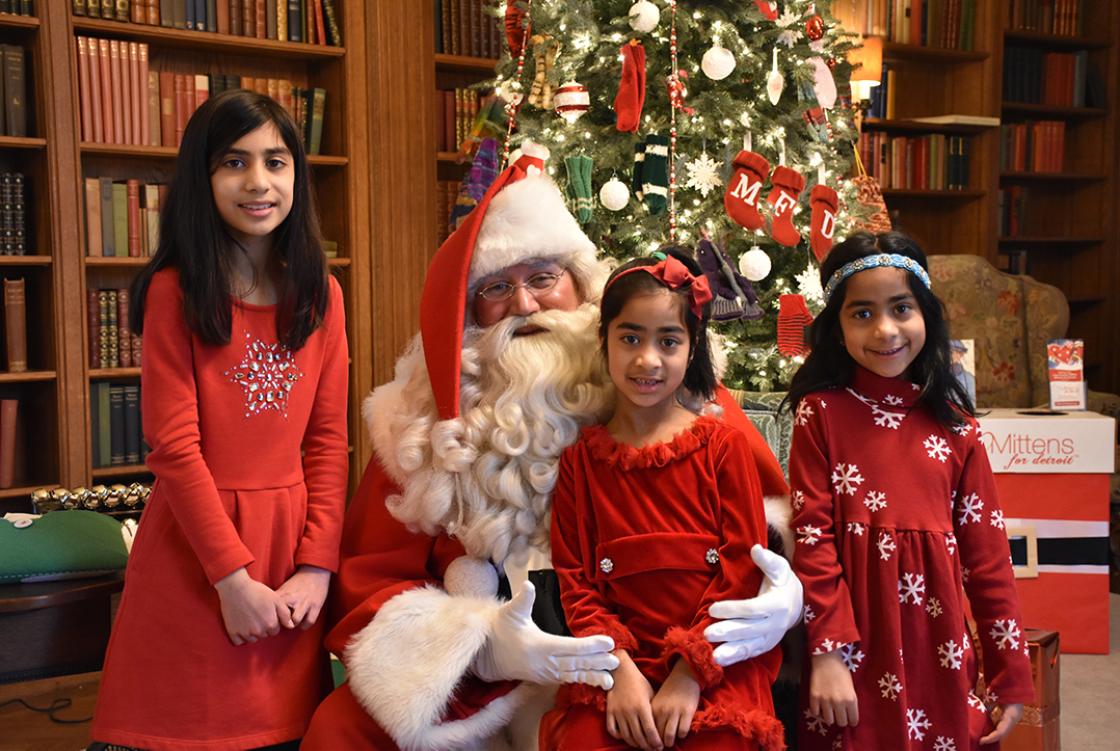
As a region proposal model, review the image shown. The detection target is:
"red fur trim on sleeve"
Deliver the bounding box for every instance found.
[693,704,787,751]
[576,621,639,655]
[662,626,723,689]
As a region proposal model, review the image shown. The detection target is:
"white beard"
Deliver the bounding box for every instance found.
[364,303,612,563]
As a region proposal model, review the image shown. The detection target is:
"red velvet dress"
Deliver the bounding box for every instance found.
[91,269,349,751]
[542,416,785,751]
[790,367,1034,750]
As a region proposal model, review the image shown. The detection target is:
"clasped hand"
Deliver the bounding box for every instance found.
[608,652,700,750]
[214,565,330,645]
[471,580,619,687]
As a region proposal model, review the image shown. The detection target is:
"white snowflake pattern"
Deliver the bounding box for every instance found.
[926,597,943,618]
[791,489,806,512]
[819,399,827,408]
[961,566,971,584]
[803,604,816,622]
[683,152,723,197]
[775,10,802,46]
[990,619,1022,651]
[840,643,866,672]
[832,738,843,751]
[967,692,986,711]
[952,422,973,436]
[811,638,837,655]
[934,737,958,751]
[924,434,952,462]
[872,406,904,430]
[938,639,964,670]
[963,630,971,651]
[898,572,926,605]
[883,394,904,406]
[846,522,867,536]
[957,492,984,525]
[797,524,823,546]
[794,401,814,427]
[795,266,825,305]
[831,463,865,495]
[945,532,958,556]
[878,672,903,700]
[990,509,1006,529]
[803,709,829,736]
[877,531,896,561]
[906,708,932,741]
[846,388,876,408]
[864,490,887,512]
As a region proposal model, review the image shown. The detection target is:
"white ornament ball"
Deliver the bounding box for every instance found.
[739,247,772,282]
[628,1,660,34]
[554,81,590,123]
[599,177,631,211]
[701,45,736,81]
[444,555,499,597]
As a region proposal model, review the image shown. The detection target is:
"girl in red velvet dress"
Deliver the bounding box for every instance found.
[785,232,1033,750]
[90,90,348,751]
[543,249,784,751]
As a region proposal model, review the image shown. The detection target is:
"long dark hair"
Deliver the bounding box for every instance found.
[130,89,327,351]
[599,246,717,400]
[783,231,973,426]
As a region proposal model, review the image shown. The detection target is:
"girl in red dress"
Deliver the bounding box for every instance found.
[785,232,1033,750]
[542,249,784,751]
[90,90,348,751]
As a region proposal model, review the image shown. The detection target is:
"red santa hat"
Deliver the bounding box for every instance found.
[420,142,600,421]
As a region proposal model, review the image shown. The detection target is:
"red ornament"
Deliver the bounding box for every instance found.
[826,57,837,71]
[806,15,825,41]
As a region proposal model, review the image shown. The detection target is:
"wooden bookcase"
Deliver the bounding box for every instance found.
[827,2,1120,395]
[0,4,372,512]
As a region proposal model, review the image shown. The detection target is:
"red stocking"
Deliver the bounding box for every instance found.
[505,2,530,59]
[614,41,646,133]
[724,150,770,231]
[754,1,779,21]
[809,184,839,262]
[767,166,805,247]
[777,294,813,356]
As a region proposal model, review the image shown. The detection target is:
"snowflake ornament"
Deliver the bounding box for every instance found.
[683,152,723,196]
[898,572,926,605]
[804,709,829,736]
[945,532,957,556]
[795,266,824,305]
[846,521,866,536]
[224,332,304,418]
[831,462,865,495]
[938,639,964,670]
[803,604,817,622]
[953,422,973,436]
[792,489,806,511]
[990,619,1022,651]
[864,490,887,512]
[990,509,1006,529]
[924,434,952,462]
[967,692,986,711]
[795,400,814,426]
[906,708,932,741]
[883,394,904,406]
[878,672,903,700]
[776,10,802,46]
[811,638,837,655]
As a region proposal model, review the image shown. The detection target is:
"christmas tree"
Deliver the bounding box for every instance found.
[486,0,868,392]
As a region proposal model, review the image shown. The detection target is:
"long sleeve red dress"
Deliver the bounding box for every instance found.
[91,268,349,751]
[790,366,1033,750]
[541,416,785,751]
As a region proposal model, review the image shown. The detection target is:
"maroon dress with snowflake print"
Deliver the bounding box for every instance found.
[790,367,1033,751]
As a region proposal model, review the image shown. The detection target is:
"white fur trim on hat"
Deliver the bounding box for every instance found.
[469,174,599,290]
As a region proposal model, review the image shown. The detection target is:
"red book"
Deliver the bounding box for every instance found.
[313,0,326,45]
[87,288,100,367]
[147,0,159,25]
[256,0,267,39]
[195,74,209,109]
[138,43,150,145]
[216,0,230,34]
[98,39,114,144]
[86,38,105,143]
[77,37,94,142]
[131,0,144,23]
[174,73,189,147]
[109,40,126,144]
[159,70,175,147]
[117,288,132,367]
[119,40,134,146]
[129,42,142,145]
[126,179,141,257]
[0,399,17,489]
[242,0,254,36]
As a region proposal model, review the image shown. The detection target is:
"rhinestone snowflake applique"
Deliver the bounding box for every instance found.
[224,331,303,418]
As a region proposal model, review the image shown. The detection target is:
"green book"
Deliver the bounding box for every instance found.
[89,383,100,467]
[309,88,326,155]
[99,177,114,257]
[97,382,111,468]
[109,384,125,466]
[112,182,128,259]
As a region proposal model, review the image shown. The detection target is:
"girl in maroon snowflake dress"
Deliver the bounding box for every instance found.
[91,90,348,750]
[542,249,784,751]
[785,232,1033,750]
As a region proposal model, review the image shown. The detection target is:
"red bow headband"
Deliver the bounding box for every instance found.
[605,255,714,318]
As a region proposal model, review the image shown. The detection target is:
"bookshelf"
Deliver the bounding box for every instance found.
[837,1,1120,395]
[0,4,372,513]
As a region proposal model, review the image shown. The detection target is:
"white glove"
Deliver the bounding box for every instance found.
[471,580,620,689]
[704,544,803,667]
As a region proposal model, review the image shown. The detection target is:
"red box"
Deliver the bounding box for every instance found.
[989,629,1060,751]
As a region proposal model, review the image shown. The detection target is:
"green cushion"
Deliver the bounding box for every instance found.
[0,511,129,583]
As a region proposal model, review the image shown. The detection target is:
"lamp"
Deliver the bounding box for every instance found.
[848,36,883,105]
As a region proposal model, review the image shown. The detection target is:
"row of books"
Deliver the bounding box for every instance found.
[76,38,327,153]
[866,65,897,120]
[1003,48,1091,107]
[0,173,27,256]
[3,277,26,373]
[999,121,1066,173]
[0,2,32,17]
[88,288,143,370]
[0,398,17,489]
[857,132,972,191]
[72,0,342,46]
[83,177,165,259]
[853,0,977,50]
[435,89,486,153]
[1007,0,1083,36]
[90,381,148,469]
[436,180,458,244]
[0,45,27,138]
[435,0,503,58]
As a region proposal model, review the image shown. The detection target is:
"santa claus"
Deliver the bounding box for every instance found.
[302,145,801,750]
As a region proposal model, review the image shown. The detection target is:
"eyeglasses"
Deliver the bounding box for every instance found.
[475,269,567,302]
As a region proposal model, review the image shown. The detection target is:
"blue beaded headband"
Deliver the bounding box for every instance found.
[823,253,932,302]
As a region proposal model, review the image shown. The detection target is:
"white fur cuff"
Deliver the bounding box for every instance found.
[345,586,534,750]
